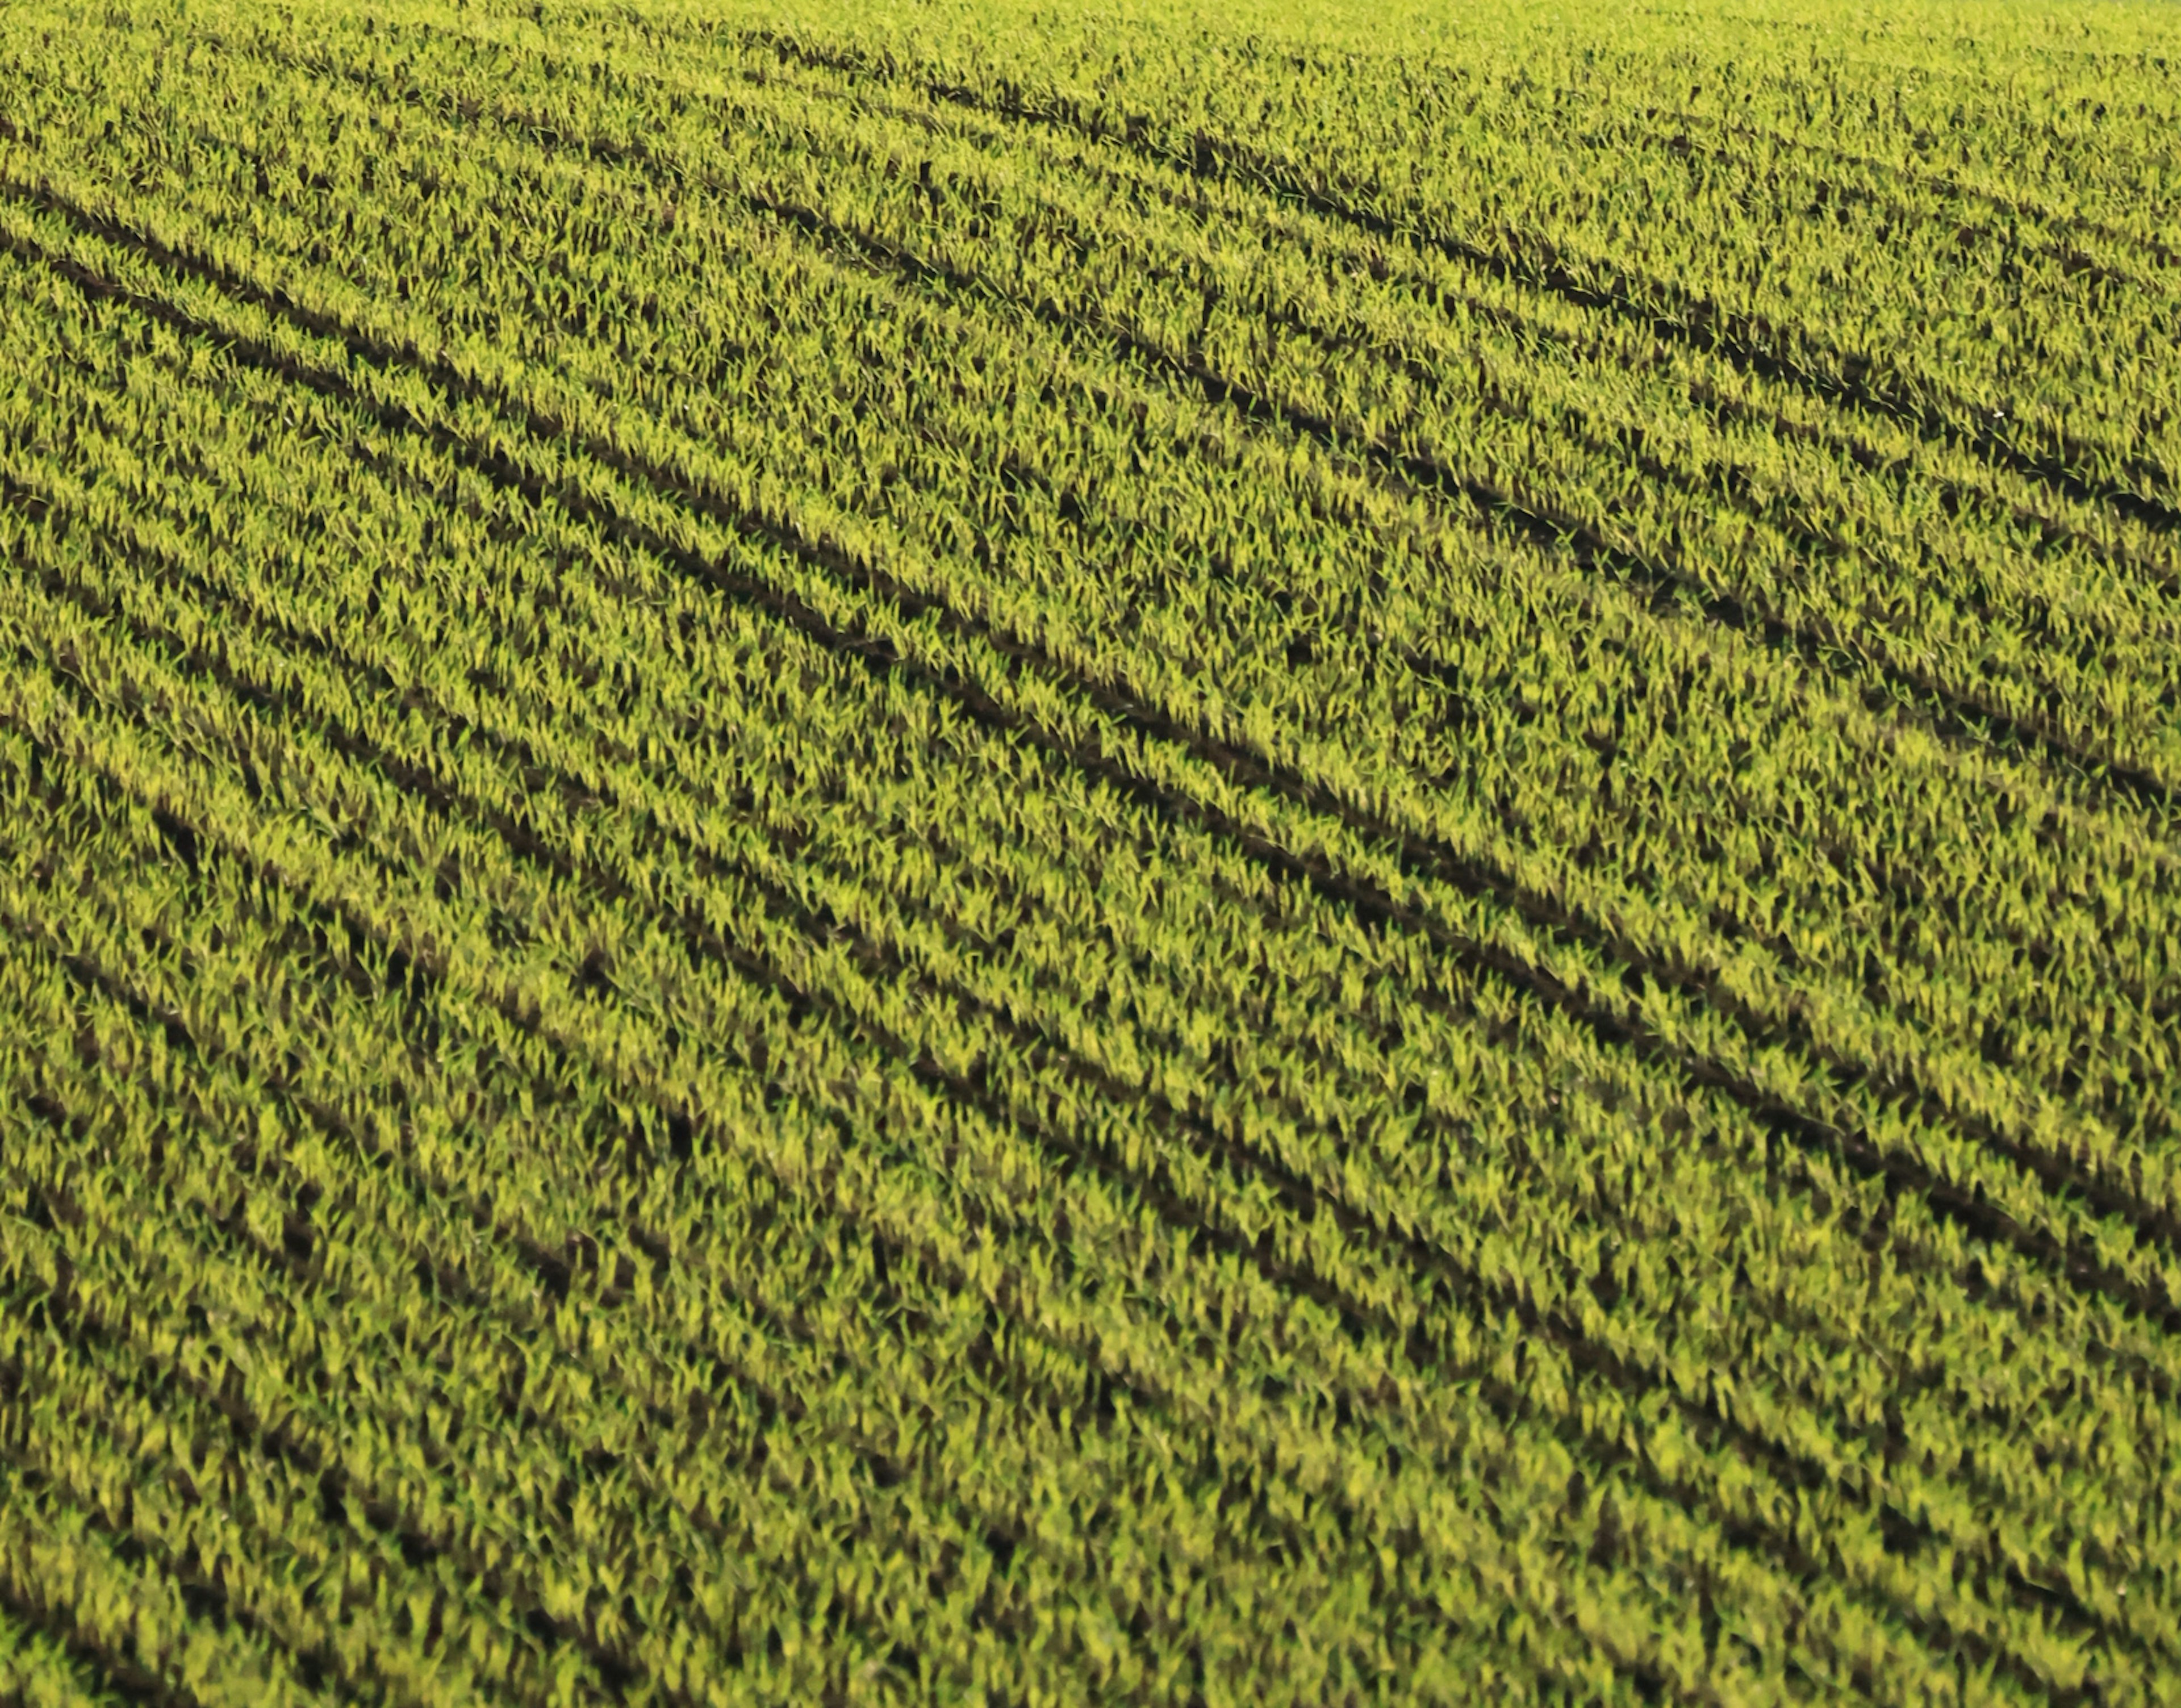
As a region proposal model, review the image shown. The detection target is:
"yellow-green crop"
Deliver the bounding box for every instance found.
[2,0,2178,1701]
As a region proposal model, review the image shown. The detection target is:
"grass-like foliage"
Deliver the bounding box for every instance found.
[1,0,2178,1700]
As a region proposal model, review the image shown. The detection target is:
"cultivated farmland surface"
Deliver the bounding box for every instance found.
[2,0,2179,1700]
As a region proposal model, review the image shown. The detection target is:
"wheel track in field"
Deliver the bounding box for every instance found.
[555,77,2181,1158]
[967,400,2181,1163]
[1659,30,2181,186]
[26,0,2181,1579]
[60,408,1513,1212]
[630,9,2181,579]
[1382,57,2181,287]
[157,34,2181,1214]
[0,227,2154,1693]
[1633,105,2181,282]
[17,23,2181,1693]
[30,377,2094,1457]
[489,85,2181,1130]
[900,49,2181,598]
[697,34,2181,746]
[6,167,2178,1372]
[398,2,2181,309]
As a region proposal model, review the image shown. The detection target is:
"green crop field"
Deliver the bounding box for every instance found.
[1,0,2178,1699]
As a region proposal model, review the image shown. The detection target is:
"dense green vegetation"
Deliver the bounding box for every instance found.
[1,0,2178,1699]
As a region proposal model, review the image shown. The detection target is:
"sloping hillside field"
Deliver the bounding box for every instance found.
[2,0,2180,1699]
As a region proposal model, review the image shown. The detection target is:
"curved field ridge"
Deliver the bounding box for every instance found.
[1,0,2178,1701]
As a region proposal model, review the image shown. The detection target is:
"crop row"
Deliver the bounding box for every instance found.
[3,3,2178,1702]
